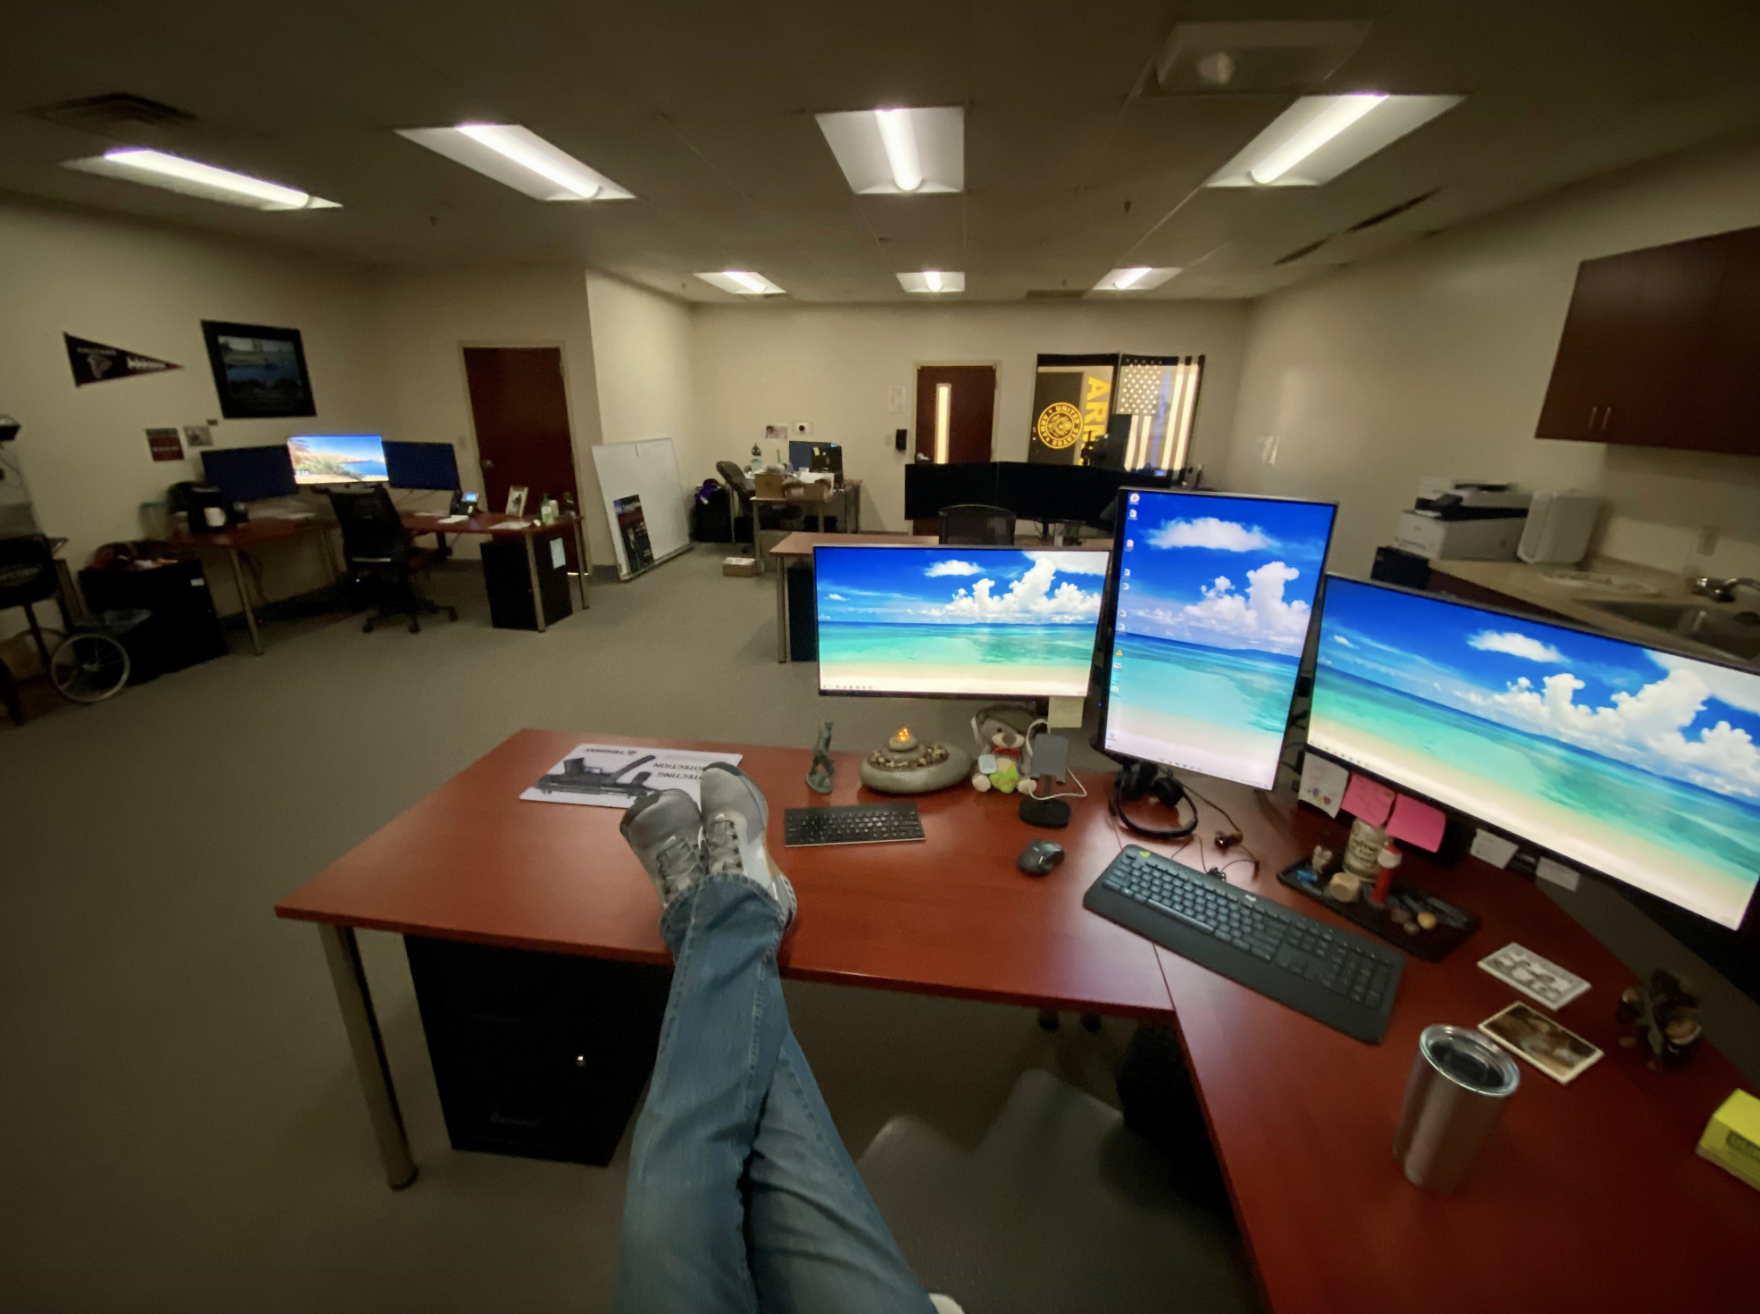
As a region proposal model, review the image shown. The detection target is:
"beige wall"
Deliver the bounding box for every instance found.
[0,200,389,626]
[690,300,1251,533]
[371,265,612,563]
[1222,135,1760,577]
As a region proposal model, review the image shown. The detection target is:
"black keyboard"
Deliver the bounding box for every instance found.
[783,803,925,848]
[1084,846,1403,1043]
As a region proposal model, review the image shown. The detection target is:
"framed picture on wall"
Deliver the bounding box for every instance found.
[200,320,316,419]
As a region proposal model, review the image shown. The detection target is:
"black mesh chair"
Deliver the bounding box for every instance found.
[328,487,457,633]
[938,504,1016,546]
[0,533,59,668]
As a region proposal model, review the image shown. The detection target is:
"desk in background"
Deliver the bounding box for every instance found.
[749,478,863,570]
[167,517,337,655]
[402,510,590,633]
[276,729,1759,1311]
[767,531,937,662]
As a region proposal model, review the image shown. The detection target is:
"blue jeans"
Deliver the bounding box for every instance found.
[615,876,935,1314]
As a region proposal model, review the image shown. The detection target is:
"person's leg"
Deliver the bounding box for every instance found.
[614,781,793,1314]
[744,1030,937,1314]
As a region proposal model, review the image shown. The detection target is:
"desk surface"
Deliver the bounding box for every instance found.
[275,729,1171,1017]
[168,517,331,550]
[276,730,1760,1310]
[1131,780,1760,1314]
[401,510,579,538]
[768,531,1110,559]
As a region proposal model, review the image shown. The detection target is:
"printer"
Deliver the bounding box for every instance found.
[1393,478,1532,561]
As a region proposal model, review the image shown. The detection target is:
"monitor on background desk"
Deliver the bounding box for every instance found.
[1098,488,1338,788]
[1312,576,1760,930]
[813,544,1105,698]
[201,445,298,502]
[383,440,462,491]
[288,434,387,486]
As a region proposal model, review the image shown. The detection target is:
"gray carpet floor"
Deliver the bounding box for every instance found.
[0,549,1178,1312]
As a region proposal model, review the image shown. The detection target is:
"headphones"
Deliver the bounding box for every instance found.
[1111,760,1197,839]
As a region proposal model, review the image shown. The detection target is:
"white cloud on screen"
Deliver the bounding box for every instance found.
[1473,668,1760,801]
[1131,561,1311,654]
[1025,551,1109,575]
[827,593,847,601]
[926,560,983,577]
[929,558,1100,623]
[1333,634,1354,647]
[1654,652,1760,715]
[1147,517,1275,552]
[1469,630,1566,663]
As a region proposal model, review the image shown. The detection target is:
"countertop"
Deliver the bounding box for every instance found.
[1430,554,1757,665]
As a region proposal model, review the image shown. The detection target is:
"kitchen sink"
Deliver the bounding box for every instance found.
[1588,599,1760,663]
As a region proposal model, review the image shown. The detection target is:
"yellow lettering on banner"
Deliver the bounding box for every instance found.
[1086,376,1109,400]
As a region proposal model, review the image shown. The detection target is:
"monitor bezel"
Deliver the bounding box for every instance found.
[811,542,1109,700]
[1307,572,1760,931]
[1094,486,1339,785]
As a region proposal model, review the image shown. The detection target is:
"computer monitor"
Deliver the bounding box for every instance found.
[1099,488,1338,788]
[809,443,842,474]
[383,440,462,491]
[201,445,297,502]
[903,464,1000,520]
[814,544,1106,698]
[788,439,815,470]
[1311,577,1760,930]
[287,434,387,486]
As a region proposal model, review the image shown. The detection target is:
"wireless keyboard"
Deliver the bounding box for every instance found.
[783,802,925,848]
[1084,846,1404,1043]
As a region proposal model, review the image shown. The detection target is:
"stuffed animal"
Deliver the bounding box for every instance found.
[970,713,1030,794]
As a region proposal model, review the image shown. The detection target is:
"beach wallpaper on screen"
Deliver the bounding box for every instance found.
[1104,491,1336,787]
[815,547,1105,696]
[1312,579,1760,929]
[289,434,387,485]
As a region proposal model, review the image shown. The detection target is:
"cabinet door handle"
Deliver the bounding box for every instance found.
[1601,406,1613,431]
[1588,406,1600,430]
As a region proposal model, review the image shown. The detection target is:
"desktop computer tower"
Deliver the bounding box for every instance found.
[480,532,573,631]
[78,561,228,679]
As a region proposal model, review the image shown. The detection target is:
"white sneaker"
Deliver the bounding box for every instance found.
[699,762,796,926]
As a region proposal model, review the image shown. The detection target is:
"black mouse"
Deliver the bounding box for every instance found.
[1017,839,1065,876]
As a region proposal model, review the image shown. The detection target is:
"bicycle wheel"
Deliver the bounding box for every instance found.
[49,633,131,703]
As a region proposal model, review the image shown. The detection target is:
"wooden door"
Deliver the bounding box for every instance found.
[914,365,997,465]
[463,346,580,512]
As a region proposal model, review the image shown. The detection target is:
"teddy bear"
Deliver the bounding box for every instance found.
[970,710,1037,795]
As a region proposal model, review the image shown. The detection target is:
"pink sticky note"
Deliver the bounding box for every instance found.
[1341,774,1395,826]
[1387,793,1447,853]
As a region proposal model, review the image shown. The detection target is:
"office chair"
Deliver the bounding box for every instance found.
[0,533,59,669]
[938,504,1016,546]
[327,486,457,634]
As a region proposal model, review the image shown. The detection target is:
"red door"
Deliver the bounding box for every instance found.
[912,364,997,532]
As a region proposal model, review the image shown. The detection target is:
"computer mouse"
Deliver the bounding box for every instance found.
[1017,839,1065,876]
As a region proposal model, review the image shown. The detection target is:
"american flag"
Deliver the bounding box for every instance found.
[1116,362,1167,416]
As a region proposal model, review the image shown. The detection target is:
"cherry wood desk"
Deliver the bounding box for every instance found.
[401,510,591,629]
[1127,779,1760,1314]
[168,517,337,654]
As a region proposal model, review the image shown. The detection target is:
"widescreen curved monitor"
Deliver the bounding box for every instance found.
[1312,577,1760,929]
[814,545,1106,698]
[1100,489,1337,788]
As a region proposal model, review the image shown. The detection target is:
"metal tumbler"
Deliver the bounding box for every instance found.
[1393,1024,1521,1193]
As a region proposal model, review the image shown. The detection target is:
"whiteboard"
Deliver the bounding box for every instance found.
[590,437,693,579]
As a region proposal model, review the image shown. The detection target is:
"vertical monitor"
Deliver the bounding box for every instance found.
[1102,489,1337,788]
[1312,577,1760,930]
[788,439,816,469]
[814,544,1106,698]
[288,434,387,485]
[383,440,462,491]
[200,445,297,502]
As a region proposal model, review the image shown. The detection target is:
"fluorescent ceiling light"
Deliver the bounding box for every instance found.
[815,107,963,195]
[396,124,632,201]
[1209,93,1462,187]
[62,148,338,211]
[1092,267,1180,293]
[696,271,785,296]
[897,271,965,294]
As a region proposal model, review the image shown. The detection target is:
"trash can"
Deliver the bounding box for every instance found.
[1393,1024,1521,1193]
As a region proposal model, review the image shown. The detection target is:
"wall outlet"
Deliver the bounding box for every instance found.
[1259,434,1280,466]
[1696,525,1720,557]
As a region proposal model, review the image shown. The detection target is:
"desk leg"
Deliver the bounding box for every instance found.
[776,556,790,663]
[849,486,861,533]
[318,924,417,1190]
[229,548,265,656]
[317,527,341,583]
[525,535,548,633]
[572,520,591,609]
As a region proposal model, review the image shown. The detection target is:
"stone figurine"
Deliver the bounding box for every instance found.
[806,721,835,794]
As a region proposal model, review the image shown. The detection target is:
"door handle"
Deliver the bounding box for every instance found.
[1587,406,1599,431]
[481,458,495,468]
[1601,407,1613,431]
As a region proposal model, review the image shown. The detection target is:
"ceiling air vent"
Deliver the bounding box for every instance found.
[1024,289,1087,300]
[26,93,195,134]
[1152,21,1371,93]
[1273,238,1330,265]
[1345,188,1439,233]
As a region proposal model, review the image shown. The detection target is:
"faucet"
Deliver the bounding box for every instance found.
[1691,577,1760,604]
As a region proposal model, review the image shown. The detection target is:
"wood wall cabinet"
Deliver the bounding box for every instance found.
[1535,224,1760,455]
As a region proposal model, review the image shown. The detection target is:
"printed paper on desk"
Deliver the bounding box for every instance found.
[1535,857,1581,892]
[521,743,742,809]
[1298,753,1348,817]
[1470,829,1519,869]
[1341,774,1395,827]
[1386,793,1446,852]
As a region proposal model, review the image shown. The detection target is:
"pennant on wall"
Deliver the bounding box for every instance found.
[65,334,181,387]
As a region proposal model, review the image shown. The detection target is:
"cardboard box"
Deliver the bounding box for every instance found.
[1697,1089,1760,1192]
[784,479,833,504]
[722,556,762,578]
[752,469,788,499]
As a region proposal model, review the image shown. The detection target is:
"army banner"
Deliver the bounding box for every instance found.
[1028,353,1117,464]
